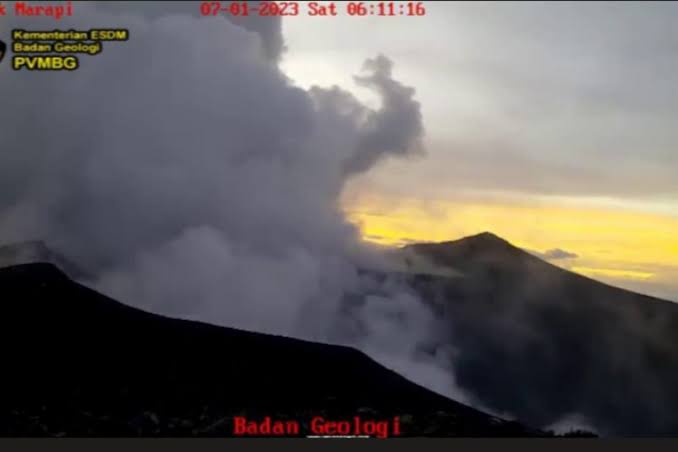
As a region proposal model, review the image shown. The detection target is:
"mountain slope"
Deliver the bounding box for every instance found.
[0,240,86,278]
[404,232,678,435]
[0,263,539,437]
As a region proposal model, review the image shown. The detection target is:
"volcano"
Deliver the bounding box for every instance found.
[403,232,678,435]
[0,240,86,279]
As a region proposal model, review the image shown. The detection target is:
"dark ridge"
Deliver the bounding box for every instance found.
[402,233,678,435]
[406,231,672,304]
[0,240,88,280]
[0,240,53,265]
[0,263,541,437]
[407,232,531,269]
[435,231,511,247]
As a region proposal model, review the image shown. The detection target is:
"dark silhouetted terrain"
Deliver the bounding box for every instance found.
[404,232,678,436]
[0,263,540,437]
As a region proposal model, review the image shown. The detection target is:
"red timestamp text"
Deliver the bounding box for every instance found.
[199,2,427,18]
[200,1,299,17]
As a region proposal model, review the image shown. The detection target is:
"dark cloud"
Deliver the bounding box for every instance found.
[307,54,425,177]
[347,55,425,174]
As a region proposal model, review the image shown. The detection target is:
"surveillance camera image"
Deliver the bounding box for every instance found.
[1,0,677,441]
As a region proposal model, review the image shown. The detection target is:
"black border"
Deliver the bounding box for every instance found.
[3,439,678,452]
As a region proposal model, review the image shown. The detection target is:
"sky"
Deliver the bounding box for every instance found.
[281,1,678,301]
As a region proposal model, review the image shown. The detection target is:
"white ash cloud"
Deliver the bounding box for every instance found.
[0,3,464,404]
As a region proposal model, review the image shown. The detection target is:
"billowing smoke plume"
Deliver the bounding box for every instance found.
[93,1,286,62]
[0,4,468,403]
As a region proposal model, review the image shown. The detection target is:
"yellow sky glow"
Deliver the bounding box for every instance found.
[571,267,655,281]
[342,193,678,299]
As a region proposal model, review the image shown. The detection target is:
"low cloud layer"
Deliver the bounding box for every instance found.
[532,248,579,261]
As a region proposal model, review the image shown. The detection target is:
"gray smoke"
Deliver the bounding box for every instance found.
[93,1,286,62]
[0,4,467,404]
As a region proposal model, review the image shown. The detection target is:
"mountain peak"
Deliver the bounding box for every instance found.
[437,231,518,255]
[0,240,86,279]
[403,231,533,272]
[0,240,52,265]
[461,231,510,245]
[472,231,501,239]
